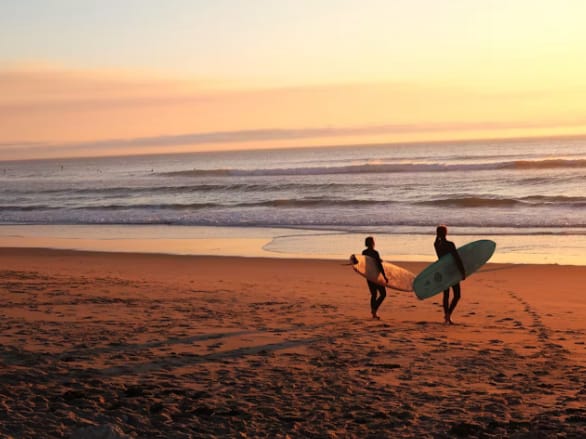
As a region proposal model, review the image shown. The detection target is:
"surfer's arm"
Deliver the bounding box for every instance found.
[453,250,466,280]
[447,242,466,279]
[378,265,388,282]
[375,252,388,282]
[382,270,389,282]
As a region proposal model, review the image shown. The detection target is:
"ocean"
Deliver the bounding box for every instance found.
[1,137,586,264]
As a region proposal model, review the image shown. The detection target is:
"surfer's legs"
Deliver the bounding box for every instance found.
[443,283,461,324]
[448,283,461,317]
[442,289,450,323]
[367,281,378,317]
[367,281,385,319]
[375,286,386,312]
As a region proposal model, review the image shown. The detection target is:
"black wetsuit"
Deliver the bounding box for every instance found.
[362,247,386,315]
[434,237,465,318]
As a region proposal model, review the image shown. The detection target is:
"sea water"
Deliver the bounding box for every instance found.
[1,137,585,264]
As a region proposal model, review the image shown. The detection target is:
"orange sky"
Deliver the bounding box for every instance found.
[2,1,586,159]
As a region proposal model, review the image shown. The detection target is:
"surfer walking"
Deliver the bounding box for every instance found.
[434,225,466,325]
[362,236,388,320]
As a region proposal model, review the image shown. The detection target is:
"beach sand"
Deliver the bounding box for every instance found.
[1,248,585,438]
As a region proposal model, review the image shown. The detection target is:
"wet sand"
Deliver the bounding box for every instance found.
[0,248,585,438]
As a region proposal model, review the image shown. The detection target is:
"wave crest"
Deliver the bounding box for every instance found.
[418,195,586,208]
[156,158,586,178]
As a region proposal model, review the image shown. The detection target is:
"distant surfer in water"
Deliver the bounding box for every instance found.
[434,225,466,325]
[362,236,388,320]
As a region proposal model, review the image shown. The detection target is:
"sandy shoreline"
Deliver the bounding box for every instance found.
[1,248,585,438]
[3,224,586,265]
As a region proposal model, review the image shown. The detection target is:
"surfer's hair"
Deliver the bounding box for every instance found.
[365,236,374,247]
[436,225,448,238]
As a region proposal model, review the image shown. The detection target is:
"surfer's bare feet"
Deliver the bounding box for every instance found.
[372,313,380,320]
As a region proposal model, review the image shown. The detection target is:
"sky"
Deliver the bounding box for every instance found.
[2,0,586,159]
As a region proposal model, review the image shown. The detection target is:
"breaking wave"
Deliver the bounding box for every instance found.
[158,158,586,178]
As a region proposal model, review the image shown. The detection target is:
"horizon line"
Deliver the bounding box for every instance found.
[2,131,586,163]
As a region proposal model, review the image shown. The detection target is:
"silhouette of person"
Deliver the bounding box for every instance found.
[434,225,466,324]
[362,236,388,320]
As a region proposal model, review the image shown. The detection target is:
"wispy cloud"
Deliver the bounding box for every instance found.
[0,67,221,111]
[49,121,586,150]
[3,66,586,160]
[4,119,586,161]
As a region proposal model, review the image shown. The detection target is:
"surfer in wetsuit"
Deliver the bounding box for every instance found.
[434,225,466,325]
[362,236,388,320]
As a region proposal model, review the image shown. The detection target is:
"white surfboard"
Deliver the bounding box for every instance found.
[350,254,415,292]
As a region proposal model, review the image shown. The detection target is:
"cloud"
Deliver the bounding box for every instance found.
[3,65,586,160]
[3,126,409,158]
[4,119,586,161]
[46,118,586,149]
[50,121,586,151]
[0,66,223,111]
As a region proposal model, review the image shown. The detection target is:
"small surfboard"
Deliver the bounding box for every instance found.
[413,239,496,300]
[350,254,415,292]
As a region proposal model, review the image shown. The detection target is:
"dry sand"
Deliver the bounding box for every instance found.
[0,248,585,438]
